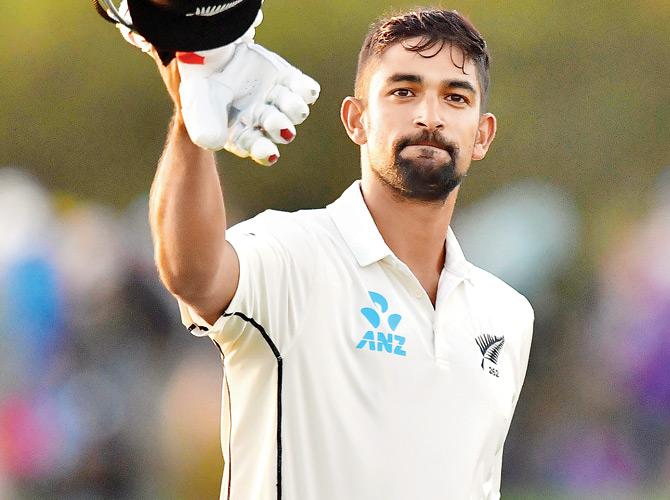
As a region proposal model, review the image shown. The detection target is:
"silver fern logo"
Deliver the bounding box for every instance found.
[475,334,505,370]
[186,0,245,17]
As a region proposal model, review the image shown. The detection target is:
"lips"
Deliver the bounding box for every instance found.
[404,142,447,152]
[411,142,445,150]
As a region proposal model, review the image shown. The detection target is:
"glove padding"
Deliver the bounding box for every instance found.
[113,3,320,166]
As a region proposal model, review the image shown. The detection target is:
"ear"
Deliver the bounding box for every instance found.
[472,112,497,161]
[340,96,367,145]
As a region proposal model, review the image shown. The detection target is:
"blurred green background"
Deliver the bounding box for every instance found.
[1,1,669,498]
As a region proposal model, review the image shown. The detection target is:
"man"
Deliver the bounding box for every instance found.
[150,8,533,499]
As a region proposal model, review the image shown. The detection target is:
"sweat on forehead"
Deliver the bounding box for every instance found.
[353,9,490,109]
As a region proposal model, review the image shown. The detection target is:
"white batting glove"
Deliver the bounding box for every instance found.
[113,3,320,166]
[177,41,320,165]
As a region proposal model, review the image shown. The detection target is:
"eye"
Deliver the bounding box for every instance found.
[446,94,469,105]
[391,88,415,97]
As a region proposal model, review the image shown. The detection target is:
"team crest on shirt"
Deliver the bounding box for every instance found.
[355,291,407,357]
[475,334,504,377]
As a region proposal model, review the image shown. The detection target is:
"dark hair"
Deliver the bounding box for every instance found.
[355,9,490,111]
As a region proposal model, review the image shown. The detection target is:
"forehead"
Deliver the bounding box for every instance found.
[369,37,480,93]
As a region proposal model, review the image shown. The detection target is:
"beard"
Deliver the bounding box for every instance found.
[373,130,465,203]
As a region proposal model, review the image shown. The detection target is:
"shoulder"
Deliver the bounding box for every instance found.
[228,207,335,255]
[232,207,332,236]
[468,264,534,325]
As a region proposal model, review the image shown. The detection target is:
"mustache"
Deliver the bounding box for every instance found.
[394,130,459,156]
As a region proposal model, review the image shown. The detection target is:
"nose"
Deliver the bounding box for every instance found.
[413,94,445,131]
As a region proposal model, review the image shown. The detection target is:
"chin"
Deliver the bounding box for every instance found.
[373,162,464,203]
[394,157,464,202]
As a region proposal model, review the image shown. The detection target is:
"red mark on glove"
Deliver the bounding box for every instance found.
[268,155,278,164]
[176,52,205,65]
[280,129,295,142]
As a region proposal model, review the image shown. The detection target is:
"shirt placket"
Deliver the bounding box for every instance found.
[433,270,467,365]
[383,257,436,358]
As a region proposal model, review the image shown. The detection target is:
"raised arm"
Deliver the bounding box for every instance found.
[148,54,239,325]
[146,39,320,326]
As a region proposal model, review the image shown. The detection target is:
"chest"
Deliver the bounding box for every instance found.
[292,260,520,421]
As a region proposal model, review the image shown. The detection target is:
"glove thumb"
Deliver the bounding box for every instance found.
[180,77,234,150]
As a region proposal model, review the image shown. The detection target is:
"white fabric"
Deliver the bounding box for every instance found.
[179,181,534,500]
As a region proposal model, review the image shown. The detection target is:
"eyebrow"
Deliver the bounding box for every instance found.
[386,73,476,93]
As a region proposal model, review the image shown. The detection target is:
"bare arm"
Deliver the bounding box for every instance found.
[148,52,239,325]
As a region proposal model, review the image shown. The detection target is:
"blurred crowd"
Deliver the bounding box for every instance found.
[0,168,223,498]
[0,166,669,498]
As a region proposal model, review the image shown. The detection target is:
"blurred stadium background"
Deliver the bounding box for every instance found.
[1,1,669,498]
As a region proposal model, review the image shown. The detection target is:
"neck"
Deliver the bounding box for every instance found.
[360,169,458,279]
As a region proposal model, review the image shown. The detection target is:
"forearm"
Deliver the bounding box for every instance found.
[149,113,227,299]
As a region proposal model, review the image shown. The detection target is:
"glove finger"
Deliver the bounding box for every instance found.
[250,137,280,166]
[225,123,254,157]
[253,9,264,28]
[251,104,296,144]
[284,69,321,105]
[227,126,279,166]
[223,139,249,159]
[119,28,153,53]
[266,85,310,125]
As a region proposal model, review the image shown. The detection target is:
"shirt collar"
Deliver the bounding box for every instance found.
[327,181,393,267]
[444,225,472,280]
[327,180,472,280]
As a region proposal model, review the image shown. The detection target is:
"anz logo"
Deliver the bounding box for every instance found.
[356,291,407,357]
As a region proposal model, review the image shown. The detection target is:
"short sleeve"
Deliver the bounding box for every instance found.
[177,210,316,354]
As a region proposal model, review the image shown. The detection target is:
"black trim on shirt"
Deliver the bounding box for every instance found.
[224,367,233,500]
[218,311,283,500]
[211,338,234,500]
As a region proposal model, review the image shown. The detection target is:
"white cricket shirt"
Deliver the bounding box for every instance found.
[178,180,534,500]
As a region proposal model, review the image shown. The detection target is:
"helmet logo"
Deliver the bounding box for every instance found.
[186,0,244,17]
